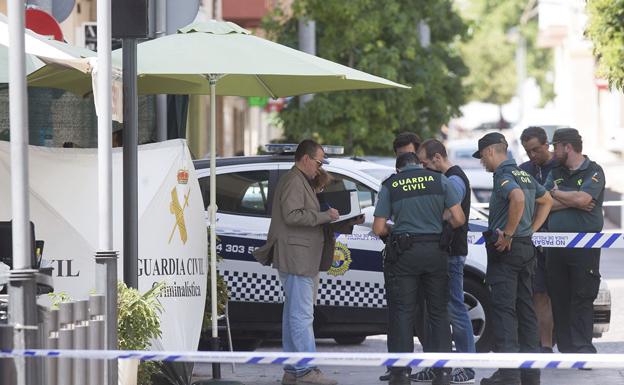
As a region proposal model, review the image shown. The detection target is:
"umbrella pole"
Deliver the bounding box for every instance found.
[202,75,243,385]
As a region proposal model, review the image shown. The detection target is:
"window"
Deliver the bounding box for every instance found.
[325,172,376,209]
[199,170,270,216]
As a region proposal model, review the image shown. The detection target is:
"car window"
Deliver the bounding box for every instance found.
[325,172,376,209]
[199,170,270,216]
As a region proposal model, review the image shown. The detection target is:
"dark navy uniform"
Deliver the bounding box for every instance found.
[544,156,605,353]
[486,159,546,384]
[374,164,460,382]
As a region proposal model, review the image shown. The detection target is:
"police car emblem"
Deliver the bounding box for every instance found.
[328,241,352,276]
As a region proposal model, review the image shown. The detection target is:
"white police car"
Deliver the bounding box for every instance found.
[194,144,610,351]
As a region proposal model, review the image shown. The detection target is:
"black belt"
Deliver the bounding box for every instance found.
[394,233,441,242]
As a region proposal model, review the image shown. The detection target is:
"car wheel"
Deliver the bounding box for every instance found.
[333,336,366,345]
[463,276,494,352]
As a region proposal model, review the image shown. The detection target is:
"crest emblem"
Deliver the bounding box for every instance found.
[169,169,190,244]
[328,241,352,276]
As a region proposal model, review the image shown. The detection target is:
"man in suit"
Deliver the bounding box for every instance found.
[254,139,363,385]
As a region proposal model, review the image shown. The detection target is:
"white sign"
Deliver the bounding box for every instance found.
[0,139,207,351]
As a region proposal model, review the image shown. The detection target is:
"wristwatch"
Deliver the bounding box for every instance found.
[503,232,513,241]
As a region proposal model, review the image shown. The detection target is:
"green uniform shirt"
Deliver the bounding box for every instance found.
[488,159,546,237]
[544,157,605,232]
[374,165,461,235]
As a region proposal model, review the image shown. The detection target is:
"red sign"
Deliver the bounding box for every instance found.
[25,8,63,42]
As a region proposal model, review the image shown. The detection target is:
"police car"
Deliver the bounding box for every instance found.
[194,144,610,351]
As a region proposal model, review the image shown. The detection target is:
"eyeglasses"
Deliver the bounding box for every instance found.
[310,157,323,167]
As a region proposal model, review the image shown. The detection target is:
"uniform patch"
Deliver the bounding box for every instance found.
[591,172,600,183]
[328,241,352,276]
[501,180,510,187]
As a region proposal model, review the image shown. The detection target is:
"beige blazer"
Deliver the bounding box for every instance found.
[253,166,351,277]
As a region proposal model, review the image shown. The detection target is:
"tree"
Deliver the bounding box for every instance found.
[586,0,624,91]
[263,0,468,155]
[459,0,554,115]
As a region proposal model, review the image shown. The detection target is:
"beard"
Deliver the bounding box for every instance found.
[556,151,568,166]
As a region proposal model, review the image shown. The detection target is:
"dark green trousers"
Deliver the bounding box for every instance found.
[384,240,451,359]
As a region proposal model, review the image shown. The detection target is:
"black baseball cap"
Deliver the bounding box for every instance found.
[472,132,508,159]
[550,128,582,145]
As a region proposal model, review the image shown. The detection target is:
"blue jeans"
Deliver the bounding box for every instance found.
[448,255,476,354]
[279,271,316,376]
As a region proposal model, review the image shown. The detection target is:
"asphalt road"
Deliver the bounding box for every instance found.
[193,248,624,385]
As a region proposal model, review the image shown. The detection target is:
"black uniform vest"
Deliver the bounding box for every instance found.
[445,165,471,256]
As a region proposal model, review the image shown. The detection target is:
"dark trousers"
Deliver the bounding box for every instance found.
[486,239,539,353]
[486,239,540,382]
[384,240,451,375]
[546,248,600,353]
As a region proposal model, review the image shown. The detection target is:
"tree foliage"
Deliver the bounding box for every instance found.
[459,0,554,107]
[263,0,468,155]
[586,0,624,91]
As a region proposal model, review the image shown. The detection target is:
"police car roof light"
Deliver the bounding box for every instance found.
[264,143,344,156]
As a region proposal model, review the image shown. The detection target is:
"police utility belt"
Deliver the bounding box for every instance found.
[384,233,442,265]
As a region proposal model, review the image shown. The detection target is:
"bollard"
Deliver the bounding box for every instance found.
[89,295,105,385]
[0,324,16,384]
[46,308,58,385]
[73,300,89,385]
[58,301,74,385]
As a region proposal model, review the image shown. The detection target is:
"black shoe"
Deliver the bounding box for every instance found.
[389,371,410,385]
[521,368,540,385]
[432,371,451,385]
[379,368,391,381]
[480,370,521,385]
[539,346,553,353]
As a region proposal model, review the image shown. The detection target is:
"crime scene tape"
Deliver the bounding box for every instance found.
[467,231,624,249]
[1,349,624,369]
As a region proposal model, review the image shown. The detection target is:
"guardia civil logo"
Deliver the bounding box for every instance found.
[169,168,190,245]
[328,240,352,276]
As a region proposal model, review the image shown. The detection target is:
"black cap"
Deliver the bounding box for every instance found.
[551,128,582,145]
[472,132,508,159]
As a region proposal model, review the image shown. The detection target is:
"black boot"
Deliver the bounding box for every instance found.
[389,368,410,385]
[480,369,521,385]
[521,368,540,385]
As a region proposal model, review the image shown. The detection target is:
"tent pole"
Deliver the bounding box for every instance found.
[209,74,220,379]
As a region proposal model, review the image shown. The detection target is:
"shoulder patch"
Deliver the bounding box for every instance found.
[591,172,600,183]
[501,179,510,187]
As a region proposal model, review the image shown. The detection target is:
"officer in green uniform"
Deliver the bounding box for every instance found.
[544,128,605,354]
[473,132,552,385]
[373,152,466,385]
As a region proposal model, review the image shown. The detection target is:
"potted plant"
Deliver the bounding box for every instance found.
[117,281,164,385]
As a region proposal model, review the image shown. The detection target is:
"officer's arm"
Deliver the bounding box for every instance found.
[447,204,465,228]
[373,217,391,236]
[504,188,525,236]
[531,192,553,233]
[551,189,593,210]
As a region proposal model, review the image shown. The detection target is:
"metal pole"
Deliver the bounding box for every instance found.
[95,252,118,385]
[122,38,139,290]
[1,324,16,384]
[88,295,105,385]
[73,300,89,384]
[7,0,39,383]
[57,302,74,385]
[45,308,58,385]
[209,75,221,379]
[298,18,315,110]
[155,0,168,141]
[97,1,117,384]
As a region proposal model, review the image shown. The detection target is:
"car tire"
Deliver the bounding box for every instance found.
[463,276,494,352]
[333,336,366,345]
